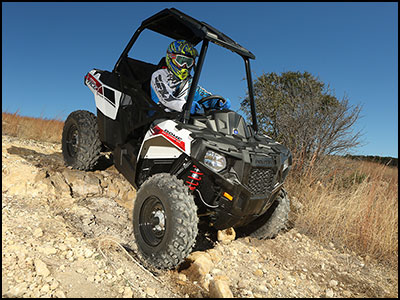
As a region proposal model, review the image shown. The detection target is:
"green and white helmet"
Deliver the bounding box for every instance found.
[166,40,198,80]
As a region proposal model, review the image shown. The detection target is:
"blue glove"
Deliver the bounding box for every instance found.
[200,97,230,110]
[219,98,231,110]
[190,100,202,115]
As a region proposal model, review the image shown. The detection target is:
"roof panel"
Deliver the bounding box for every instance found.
[141,8,255,59]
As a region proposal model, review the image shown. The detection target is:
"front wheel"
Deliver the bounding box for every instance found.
[245,188,291,239]
[133,173,199,269]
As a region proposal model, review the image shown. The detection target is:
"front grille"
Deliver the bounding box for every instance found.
[247,168,275,196]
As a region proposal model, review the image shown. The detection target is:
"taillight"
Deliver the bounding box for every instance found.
[86,73,103,95]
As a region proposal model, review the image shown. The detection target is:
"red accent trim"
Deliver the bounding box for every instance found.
[152,125,185,151]
[87,73,101,89]
[188,176,201,181]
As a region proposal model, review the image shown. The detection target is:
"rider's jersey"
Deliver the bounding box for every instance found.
[150,67,211,113]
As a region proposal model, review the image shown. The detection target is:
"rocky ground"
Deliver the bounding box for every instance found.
[2,134,398,298]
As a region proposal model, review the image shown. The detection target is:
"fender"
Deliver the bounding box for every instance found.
[138,120,193,159]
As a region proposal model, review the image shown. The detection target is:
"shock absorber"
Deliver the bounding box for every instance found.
[185,165,204,191]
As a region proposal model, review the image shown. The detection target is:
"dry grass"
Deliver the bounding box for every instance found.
[286,155,398,267]
[2,110,64,143]
[2,111,398,267]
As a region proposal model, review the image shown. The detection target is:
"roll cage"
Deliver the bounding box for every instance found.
[113,7,259,132]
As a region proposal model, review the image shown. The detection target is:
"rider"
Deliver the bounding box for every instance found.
[150,40,230,114]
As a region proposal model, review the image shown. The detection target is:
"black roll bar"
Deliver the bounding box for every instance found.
[113,26,145,73]
[244,57,258,133]
[111,14,259,133]
[182,39,209,124]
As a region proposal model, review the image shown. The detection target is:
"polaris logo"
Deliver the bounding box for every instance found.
[253,156,274,167]
[164,129,183,141]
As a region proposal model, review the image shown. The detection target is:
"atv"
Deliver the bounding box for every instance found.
[62,8,292,269]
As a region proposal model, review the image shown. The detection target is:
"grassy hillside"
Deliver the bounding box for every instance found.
[2,111,64,143]
[286,156,398,267]
[2,111,398,267]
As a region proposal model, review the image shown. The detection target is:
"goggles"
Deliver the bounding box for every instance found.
[168,53,195,69]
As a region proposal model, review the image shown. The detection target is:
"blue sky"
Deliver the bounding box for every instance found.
[2,2,398,157]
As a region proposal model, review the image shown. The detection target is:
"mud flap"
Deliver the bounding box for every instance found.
[114,143,138,189]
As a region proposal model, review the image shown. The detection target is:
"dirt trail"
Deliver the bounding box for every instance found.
[2,134,398,298]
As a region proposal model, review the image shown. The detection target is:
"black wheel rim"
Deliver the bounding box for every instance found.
[66,124,79,157]
[139,196,166,247]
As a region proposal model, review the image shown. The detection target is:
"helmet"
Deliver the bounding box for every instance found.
[166,40,198,80]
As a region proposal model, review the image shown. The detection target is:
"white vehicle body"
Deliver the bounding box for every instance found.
[85,69,121,120]
[86,69,193,160]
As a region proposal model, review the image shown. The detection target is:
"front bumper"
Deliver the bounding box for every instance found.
[193,150,290,229]
[184,131,292,230]
[201,164,284,229]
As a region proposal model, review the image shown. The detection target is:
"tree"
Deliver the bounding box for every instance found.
[240,71,364,170]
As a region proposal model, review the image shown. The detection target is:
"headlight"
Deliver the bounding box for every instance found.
[204,150,226,172]
[283,158,289,171]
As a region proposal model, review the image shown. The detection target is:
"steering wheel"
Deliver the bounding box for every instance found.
[197,95,227,113]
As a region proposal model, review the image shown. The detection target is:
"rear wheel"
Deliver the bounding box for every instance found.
[62,110,102,170]
[133,173,198,269]
[245,188,290,239]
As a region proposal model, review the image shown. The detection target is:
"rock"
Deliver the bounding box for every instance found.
[34,259,50,277]
[50,280,59,290]
[343,290,352,297]
[177,273,187,281]
[146,287,156,297]
[237,279,251,290]
[45,172,71,197]
[84,248,94,258]
[122,189,136,203]
[206,248,222,264]
[123,287,133,298]
[258,285,269,294]
[38,245,57,255]
[115,268,124,276]
[209,278,233,298]
[54,290,66,298]
[291,197,304,211]
[329,279,338,287]
[8,282,28,297]
[186,252,214,281]
[217,227,236,244]
[326,288,334,297]
[2,275,10,296]
[308,285,320,294]
[62,169,101,196]
[33,228,43,238]
[40,283,50,293]
[253,269,264,277]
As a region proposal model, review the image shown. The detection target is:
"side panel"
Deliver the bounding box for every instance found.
[85,69,122,120]
[138,120,193,159]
